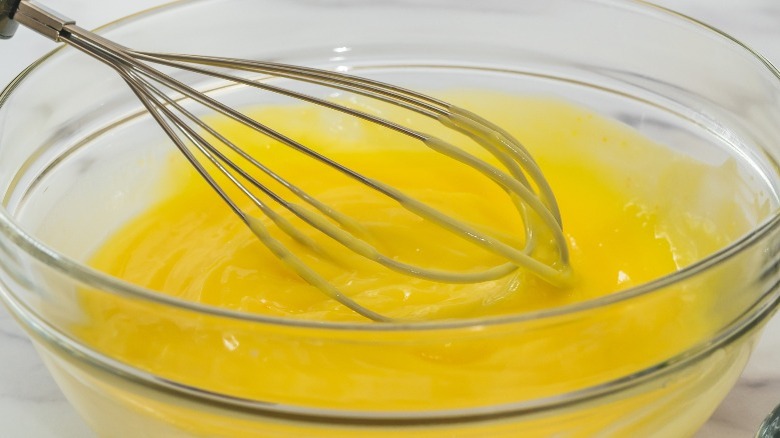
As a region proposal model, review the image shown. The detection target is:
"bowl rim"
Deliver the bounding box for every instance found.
[1,0,780,332]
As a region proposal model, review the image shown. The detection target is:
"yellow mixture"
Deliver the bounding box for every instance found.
[72,93,753,434]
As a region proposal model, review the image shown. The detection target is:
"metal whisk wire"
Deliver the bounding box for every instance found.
[5,0,571,321]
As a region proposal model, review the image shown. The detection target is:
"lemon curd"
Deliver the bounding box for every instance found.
[69,93,758,436]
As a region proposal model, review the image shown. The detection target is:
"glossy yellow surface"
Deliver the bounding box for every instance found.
[88,95,733,321]
[74,94,750,426]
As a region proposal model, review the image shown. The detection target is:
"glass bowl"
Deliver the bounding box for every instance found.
[2,0,780,436]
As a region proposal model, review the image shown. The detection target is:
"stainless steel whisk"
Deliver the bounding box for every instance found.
[2,0,571,321]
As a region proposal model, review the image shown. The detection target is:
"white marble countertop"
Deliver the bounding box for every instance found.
[1,1,780,437]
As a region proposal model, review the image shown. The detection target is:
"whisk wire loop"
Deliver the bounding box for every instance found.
[9,0,573,321]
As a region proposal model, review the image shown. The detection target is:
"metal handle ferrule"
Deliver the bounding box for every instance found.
[11,0,74,42]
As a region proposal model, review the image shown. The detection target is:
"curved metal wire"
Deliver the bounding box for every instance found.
[54,23,572,321]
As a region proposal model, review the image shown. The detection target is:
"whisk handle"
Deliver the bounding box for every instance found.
[0,0,20,39]
[1,0,74,41]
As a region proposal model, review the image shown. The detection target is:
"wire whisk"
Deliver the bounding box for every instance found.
[3,0,571,321]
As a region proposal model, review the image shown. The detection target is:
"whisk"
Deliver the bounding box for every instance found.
[2,0,571,321]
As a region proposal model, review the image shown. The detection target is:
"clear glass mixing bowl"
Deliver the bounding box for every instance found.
[1,0,780,436]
